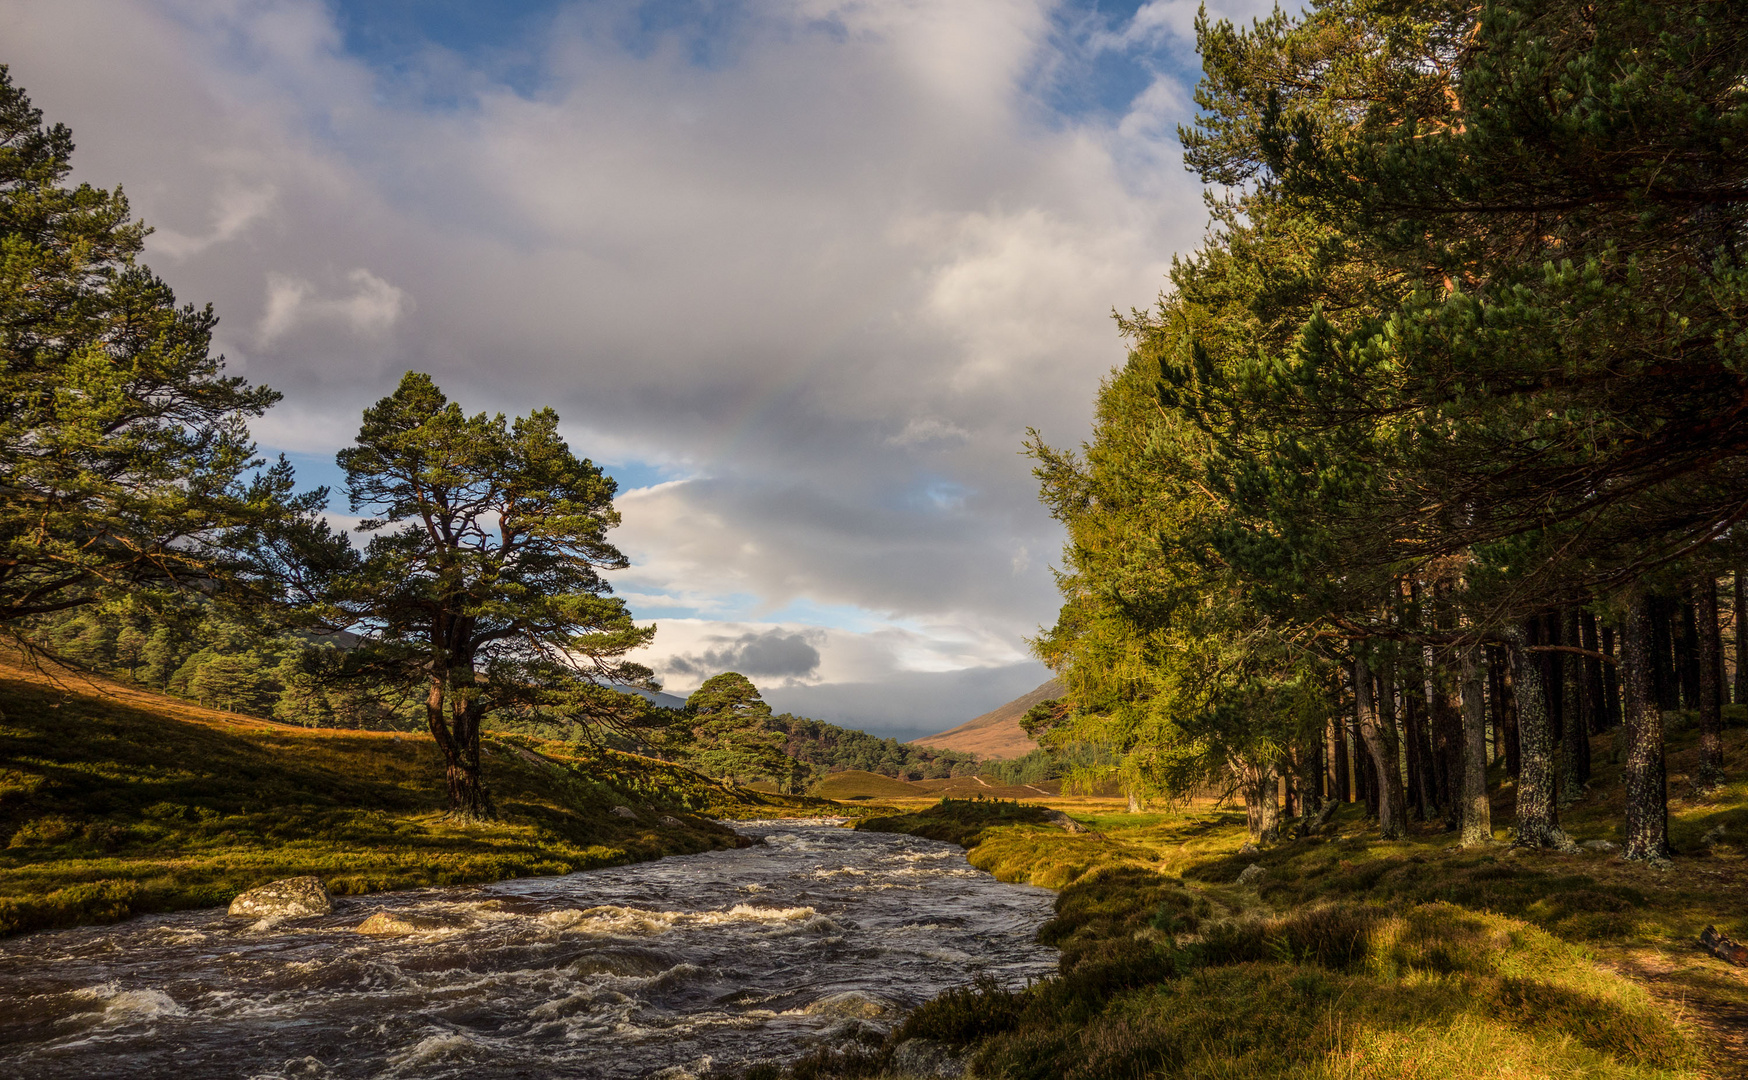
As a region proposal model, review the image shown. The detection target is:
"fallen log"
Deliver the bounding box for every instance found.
[1699,926,1748,967]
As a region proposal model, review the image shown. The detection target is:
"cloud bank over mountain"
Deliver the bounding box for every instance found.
[3,0,1278,734]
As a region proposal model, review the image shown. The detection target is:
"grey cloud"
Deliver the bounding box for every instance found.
[666,630,824,680]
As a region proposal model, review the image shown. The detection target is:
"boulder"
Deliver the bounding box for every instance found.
[1236,863,1267,886]
[891,1038,966,1078]
[1238,841,1260,855]
[659,814,685,827]
[1045,810,1089,834]
[610,805,638,820]
[228,876,332,919]
[1582,838,1618,852]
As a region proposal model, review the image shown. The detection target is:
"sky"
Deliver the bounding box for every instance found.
[4,0,1277,740]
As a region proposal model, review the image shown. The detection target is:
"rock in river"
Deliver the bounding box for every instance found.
[227,877,332,919]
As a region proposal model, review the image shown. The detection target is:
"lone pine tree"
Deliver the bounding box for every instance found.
[327,373,654,818]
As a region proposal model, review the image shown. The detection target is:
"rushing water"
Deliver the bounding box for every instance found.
[0,820,1057,1079]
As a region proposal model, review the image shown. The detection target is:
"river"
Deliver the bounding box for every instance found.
[0,820,1058,1079]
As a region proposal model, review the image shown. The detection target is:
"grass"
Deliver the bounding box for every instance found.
[0,655,834,937]
[810,770,933,801]
[728,723,1748,1080]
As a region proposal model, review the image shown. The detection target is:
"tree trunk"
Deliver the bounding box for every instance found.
[1354,654,1406,839]
[1377,652,1404,815]
[1355,712,1379,818]
[1561,608,1590,797]
[1432,657,1462,830]
[1580,611,1607,735]
[1696,576,1725,789]
[1403,674,1429,820]
[1602,626,1622,735]
[1734,571,1747,706]
[1620,590,1672,861]
[1505,622,1569,849]
[1240,759,1279,842]
[1330,714,1351,803]
[1680,590,1702,710]
[1498,643,1520,776]
[1460,647,1492,847]
[1651,597,1680,711]
[1487,645,1506,765]
[1542,612,1565,785]
[427,672,493,820]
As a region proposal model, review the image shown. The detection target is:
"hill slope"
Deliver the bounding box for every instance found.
[908,678,1062,760]
[0,655,825,937]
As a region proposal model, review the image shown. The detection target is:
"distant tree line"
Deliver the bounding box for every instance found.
[1029,0,1748,857]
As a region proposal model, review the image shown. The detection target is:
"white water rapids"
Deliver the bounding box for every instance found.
[0,820,1057,1078]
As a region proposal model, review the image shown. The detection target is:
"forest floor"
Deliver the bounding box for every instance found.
[0,652,835,938]
[806,722,1748,1080]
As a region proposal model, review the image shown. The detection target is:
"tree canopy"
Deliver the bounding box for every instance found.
[0,66,300,630]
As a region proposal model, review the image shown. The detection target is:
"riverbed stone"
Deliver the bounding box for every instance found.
[227,876,332,919]
[355,909,469,936]
[891,1038,966,1078]
[803,990,893,1019]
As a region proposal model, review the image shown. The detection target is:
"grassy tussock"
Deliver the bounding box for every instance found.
[0,666,827,937]
[802,765,1742,1080]
[900,894,1697,1080]
[854,798,1051,848]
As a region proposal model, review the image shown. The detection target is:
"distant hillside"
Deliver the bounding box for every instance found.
[908,678,1063,760]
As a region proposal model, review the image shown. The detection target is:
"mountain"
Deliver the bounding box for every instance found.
[907,678,1063,760]
[615,685,690,710]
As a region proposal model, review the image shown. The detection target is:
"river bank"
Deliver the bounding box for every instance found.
[0,657,835,938]
[824,724,1748,1080]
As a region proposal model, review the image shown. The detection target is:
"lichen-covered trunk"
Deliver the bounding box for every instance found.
[1695,576,1725,789]
[1239,759,1279,842]
[1505,623,1568,849]
[1620,590,1670,861]
[1734,571,1748,706]
[1354,654,1405,840]
[1459,647,1492,847]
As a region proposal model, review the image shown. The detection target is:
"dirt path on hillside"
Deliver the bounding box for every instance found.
[1598,943,1748,1079]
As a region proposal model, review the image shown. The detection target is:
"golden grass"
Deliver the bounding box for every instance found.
[0,654,829,936]
[801,725,1748,1080]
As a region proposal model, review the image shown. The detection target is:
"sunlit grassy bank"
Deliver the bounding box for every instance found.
[758,724,1748,1080]
[0,656,830,938]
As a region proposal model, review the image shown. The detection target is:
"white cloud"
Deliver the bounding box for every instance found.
[259,268,408,344]
[0,0,1244,731]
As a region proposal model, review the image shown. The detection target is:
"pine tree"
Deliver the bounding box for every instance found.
[322,373,656,818]
[0,67,297,629]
